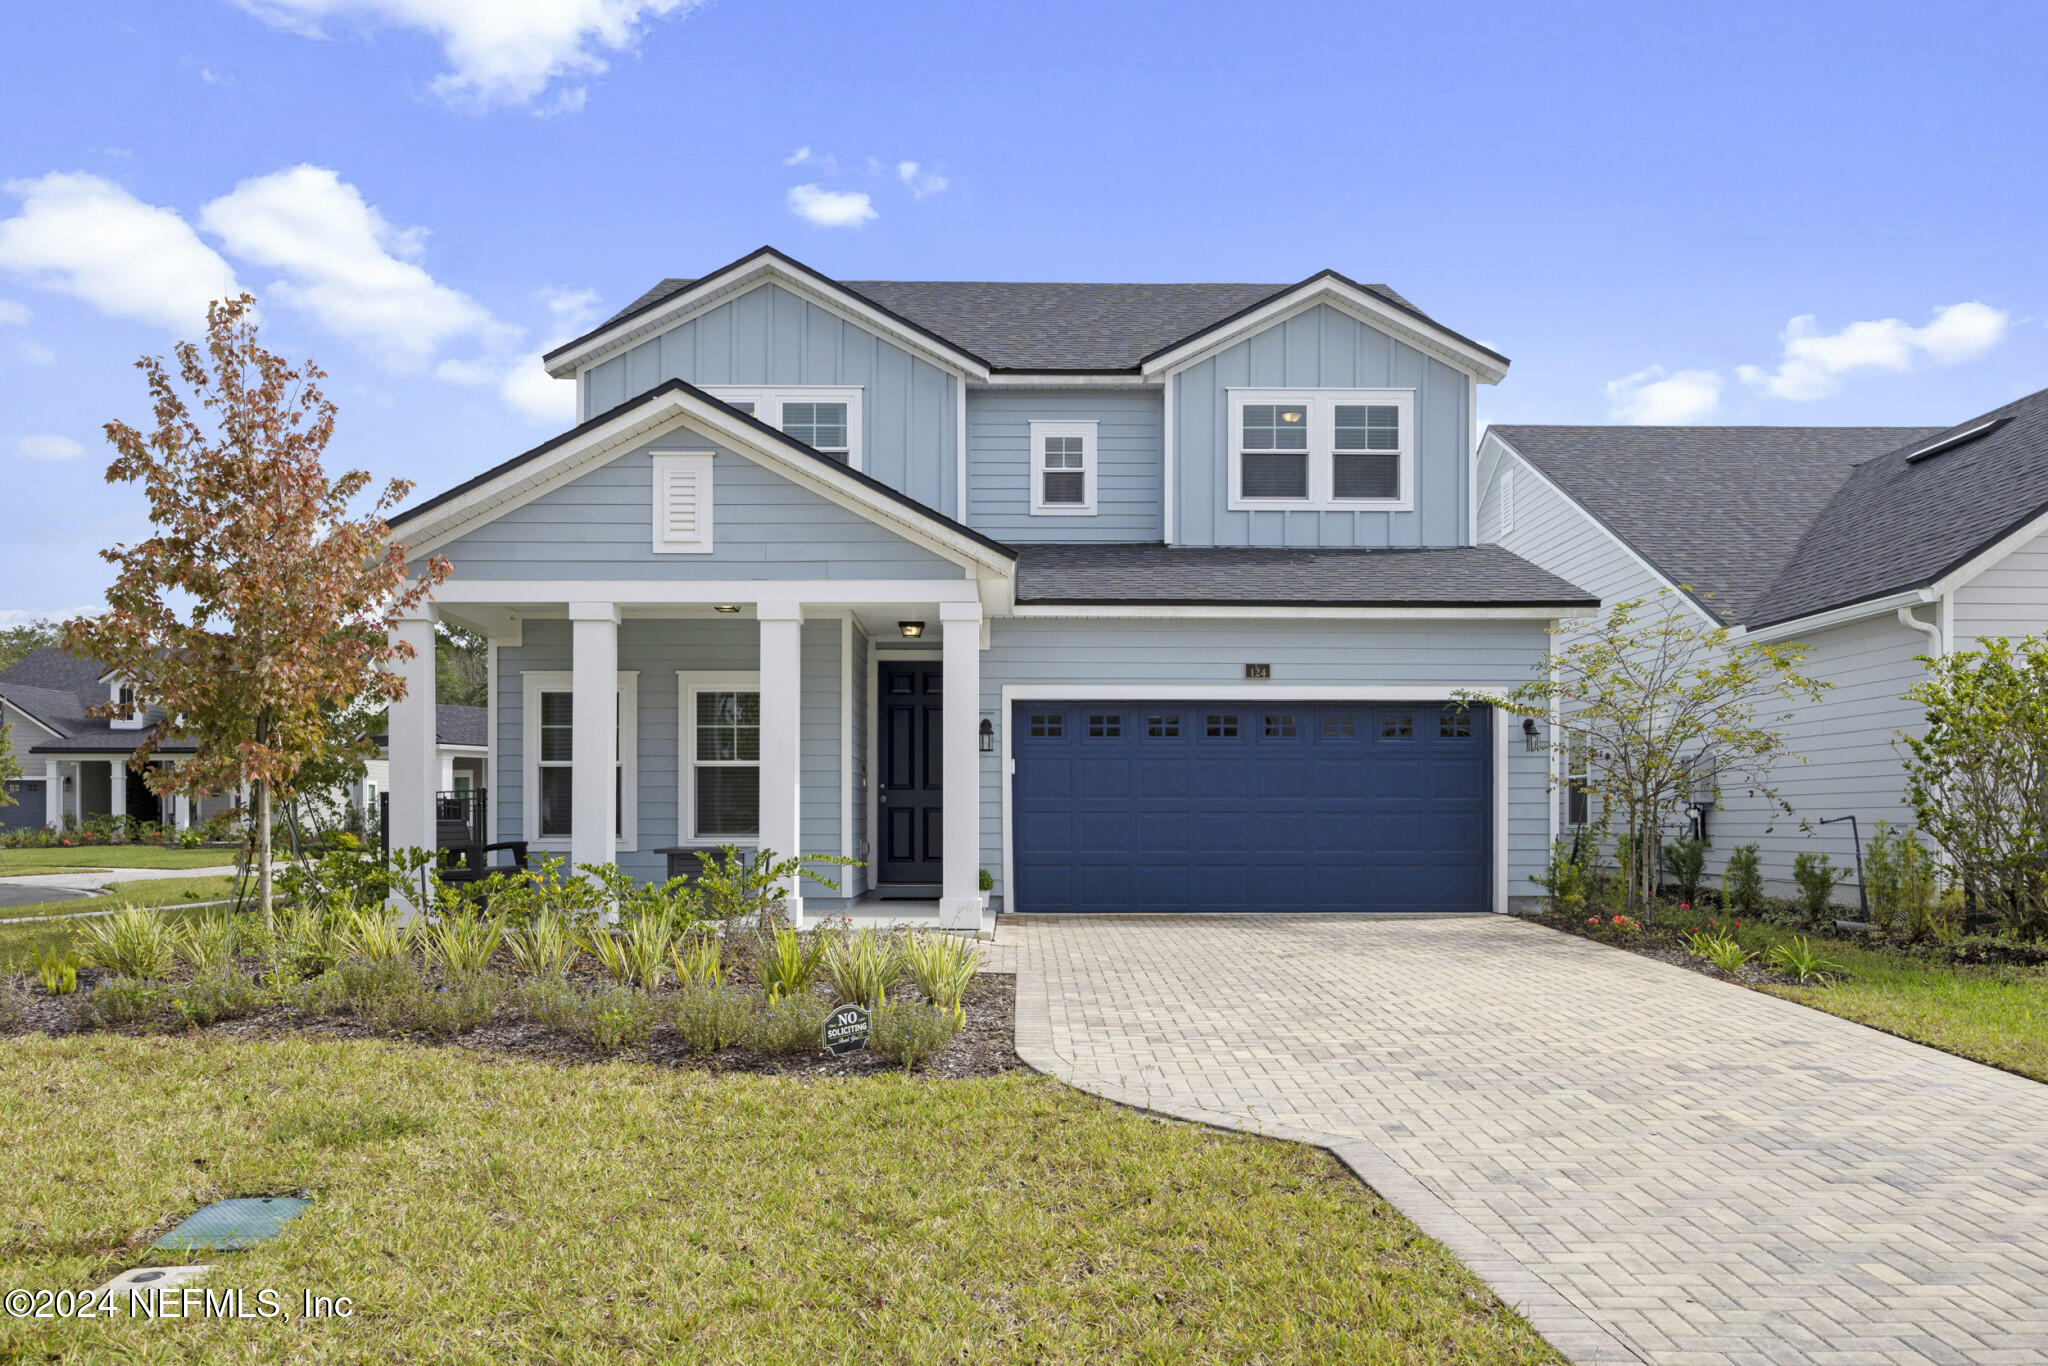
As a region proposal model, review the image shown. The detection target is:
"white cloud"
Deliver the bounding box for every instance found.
[0,172,241,332]
[784,146,812,165]
[786,184,876,229]
[233,0,703,110]
[16,434,84,462]
[896,161,948,199]
[0,299,27,325]
[1736,302,2009,401]
[538,284,600,330]
[1605,366,1724,424]
[199,165,511,362]
[436,282,598,423]
[15,340,54,365]
[0,606,96,628]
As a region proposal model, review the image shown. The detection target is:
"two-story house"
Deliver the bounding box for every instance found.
[382,247,1597,927]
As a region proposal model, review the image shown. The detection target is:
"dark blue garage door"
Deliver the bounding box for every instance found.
[0,781,45,833]
[1013,702,1491,913]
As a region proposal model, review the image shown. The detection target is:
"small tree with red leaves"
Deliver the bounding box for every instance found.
[64,295,448,920]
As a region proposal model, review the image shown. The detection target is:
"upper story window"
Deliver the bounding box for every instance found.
[707,387,863,469]
[1226,389,1415,513]
[110,681,144,730]
[1028,419,1098,516]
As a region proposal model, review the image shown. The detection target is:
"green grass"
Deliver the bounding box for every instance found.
[0,846,236,875]
[0,883,237,969]
[0,1036,1561,1364]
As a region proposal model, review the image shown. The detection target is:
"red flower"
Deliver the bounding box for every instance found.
[1680,902,1691,911]
[1587,917,1598,925]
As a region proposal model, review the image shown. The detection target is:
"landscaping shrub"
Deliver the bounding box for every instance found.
[421,915,503,982]
[870,1001,958,1070]
[559,984,660,1050]
[76,907,176,979]
[903,931,981,1025]
[757,925,826,1002]
[749,990,831,1056]
[617,915,675,991]
[670,983,758,1054]
[1682,929,1753,974]
[174,911,244,976]
[1792,853,1846,925]
[504,909,576,979]
[78,977,163,1028]
[343,906,413,966]
[506,977,582,1032]
[327,957,424,1018]
[373,975,500,1037]
[671,930,723,988]
[269,901,352,981]
[822,927,904,1008]
[34,948,79,996]
[169,970,265,1028]
[1534,837,1591,913]
[0,979,25,1030]
[1723,844,1764,913]
[1662,836,1709,906]
[1770,934,1846,985]
[1864,822,1904,931]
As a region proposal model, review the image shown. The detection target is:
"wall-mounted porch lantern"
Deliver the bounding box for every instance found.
[898,620,926,639]
[979,717,995,754]
[1522,717,1540,752]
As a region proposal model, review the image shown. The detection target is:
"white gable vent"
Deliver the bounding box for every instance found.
[651,452,714,554]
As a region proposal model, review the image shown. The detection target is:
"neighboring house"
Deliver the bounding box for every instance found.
[381,245,1598,928]
[360,704,489,823]
[1478,386,2048,892]
[0,646,227,831]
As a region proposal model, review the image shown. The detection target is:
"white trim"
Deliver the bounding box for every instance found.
[1226,388,1416,514]
[865,646,943,886]
[1897,603,1944,656]
[1939,591,1954,656]
[1485,430,1722,628]
[1009,603,1596,621]
[392,389,1014,577]
[954,374,968,524]
[1498,467,1515,537]
[428,578,984,609]
[649,451,714,554]
[1924,503,2048,599]
[1143,277,1510,386]
[1738,589,1925,644]
[996,681,1514,916]
[675,669,763,848]
[485,639,500,836]
[702,386,864,472]
[1466,380,1481,546]
[543,256,990,381]
[1162,372,1176,545]
[839,615,855,895]
[972,373,1161,390]
[521,669,638,852]
[0,699,61,741]
[1027,419,1099,516]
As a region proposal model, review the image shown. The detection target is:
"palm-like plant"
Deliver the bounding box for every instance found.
[77,907,176,979]
[822,927,904,1009]
[422,915,504,981]
[505,910,577,979]
[902,931,981,1025]
[757,924,826,1002]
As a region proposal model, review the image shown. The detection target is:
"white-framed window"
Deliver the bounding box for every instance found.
[706,387,863,469]
[1226,388,1415,512]
[1566,731,1589,827]
[1499,467,1516,536]
[1028,419,1098,516]
[521,671,639,850]
[110,681,144,729]
[650,450,714,554]
[677,671,762,844]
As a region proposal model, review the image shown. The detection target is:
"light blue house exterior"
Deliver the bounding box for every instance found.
[385,248,1596,927]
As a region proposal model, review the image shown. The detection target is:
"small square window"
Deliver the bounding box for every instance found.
[1029,713,1063,738]
[1205,713,1239,738]
[1146,713,1180,738]
[1439,710,1474,739]
[1263,713,1297,738]
[1321,712,1357,740]
[1087,713,1122,739]
[1381,712,1414,739]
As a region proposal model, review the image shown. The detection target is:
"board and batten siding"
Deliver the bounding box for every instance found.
[965,389,1163,541]
[977,616,1555,908]
[494,617,850,894]
[1951,522,2048,647]
[582,282,960,516]
[431,438,963,582]
[1171,304,1472,549]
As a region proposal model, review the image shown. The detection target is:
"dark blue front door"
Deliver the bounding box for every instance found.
[1013,702,1492,913]
[877,662,944,883]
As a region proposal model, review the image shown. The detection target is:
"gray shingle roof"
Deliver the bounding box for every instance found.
[1746,387,2048,628]
[1013,543,1597,608]
[436,705,487,748]
[1491,425,1941,625]
[0,646,105,702]
[0,681,89,735]
[604,275,1434,372]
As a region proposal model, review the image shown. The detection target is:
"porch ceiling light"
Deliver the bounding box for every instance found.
[713,604,741,614]
[898,620,926,638]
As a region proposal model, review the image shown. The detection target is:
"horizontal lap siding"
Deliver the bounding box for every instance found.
[966,389,1163,541]
[1173,304,1470,550]
[978,617,1554,905]
[583,282,958,515]
[434,439,962,581]
[1952,525,2048,646]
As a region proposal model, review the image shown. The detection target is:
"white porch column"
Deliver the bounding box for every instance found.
[938,600,984,931]
[757,608,805,926]
[386,612,438,857]
[108,759,127,825]
[569,602,619,870]
[43,758,60,830]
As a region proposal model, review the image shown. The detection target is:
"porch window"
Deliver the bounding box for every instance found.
[523,673,638,848]
[1028,420,1098,515]
[679,672,764,842]
[705,387,864,468]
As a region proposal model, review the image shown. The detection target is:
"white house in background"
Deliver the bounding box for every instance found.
[378,245,1600,930]
[1478,386,2048,892]
[360,704,489,823]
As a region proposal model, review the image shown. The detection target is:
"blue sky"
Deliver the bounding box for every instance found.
[3,0,2044,618]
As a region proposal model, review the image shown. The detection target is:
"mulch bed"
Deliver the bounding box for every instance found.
[3,971,1023,1080]
[1513,910,1812,988]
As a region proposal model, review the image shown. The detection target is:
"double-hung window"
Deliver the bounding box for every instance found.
[1227,389,1415,511]
[707,387,863,468]
[522,672,639,849]
[1566,731,1590,827]
[1028,419,1098,515]
[679,672,762,842]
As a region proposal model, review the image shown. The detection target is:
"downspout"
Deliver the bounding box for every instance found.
[1897,603,1944,656]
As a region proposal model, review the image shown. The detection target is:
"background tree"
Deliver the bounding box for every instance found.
[1901,635,2048,938]
[436,623,488,707]
[0,618,61,674]
[1470,591,1826,910]
[63,295,448,920]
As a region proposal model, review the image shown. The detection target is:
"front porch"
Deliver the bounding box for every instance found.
[388,580,992,932]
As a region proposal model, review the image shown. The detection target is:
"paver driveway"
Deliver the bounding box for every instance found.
[989,915,2048,1366]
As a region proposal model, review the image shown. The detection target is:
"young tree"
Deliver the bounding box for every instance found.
[63,295,448,920]
[1901,635,2048,938]
[1471,591,1826,910]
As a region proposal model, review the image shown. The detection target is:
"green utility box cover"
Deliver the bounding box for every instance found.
[153,1197,312,1252]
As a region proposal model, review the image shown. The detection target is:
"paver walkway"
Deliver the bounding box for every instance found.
[989,915,2048,1365]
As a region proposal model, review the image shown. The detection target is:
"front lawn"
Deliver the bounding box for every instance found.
[0,1035,1561,1364]
[0,875,239,923]
[0,847,237,876]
